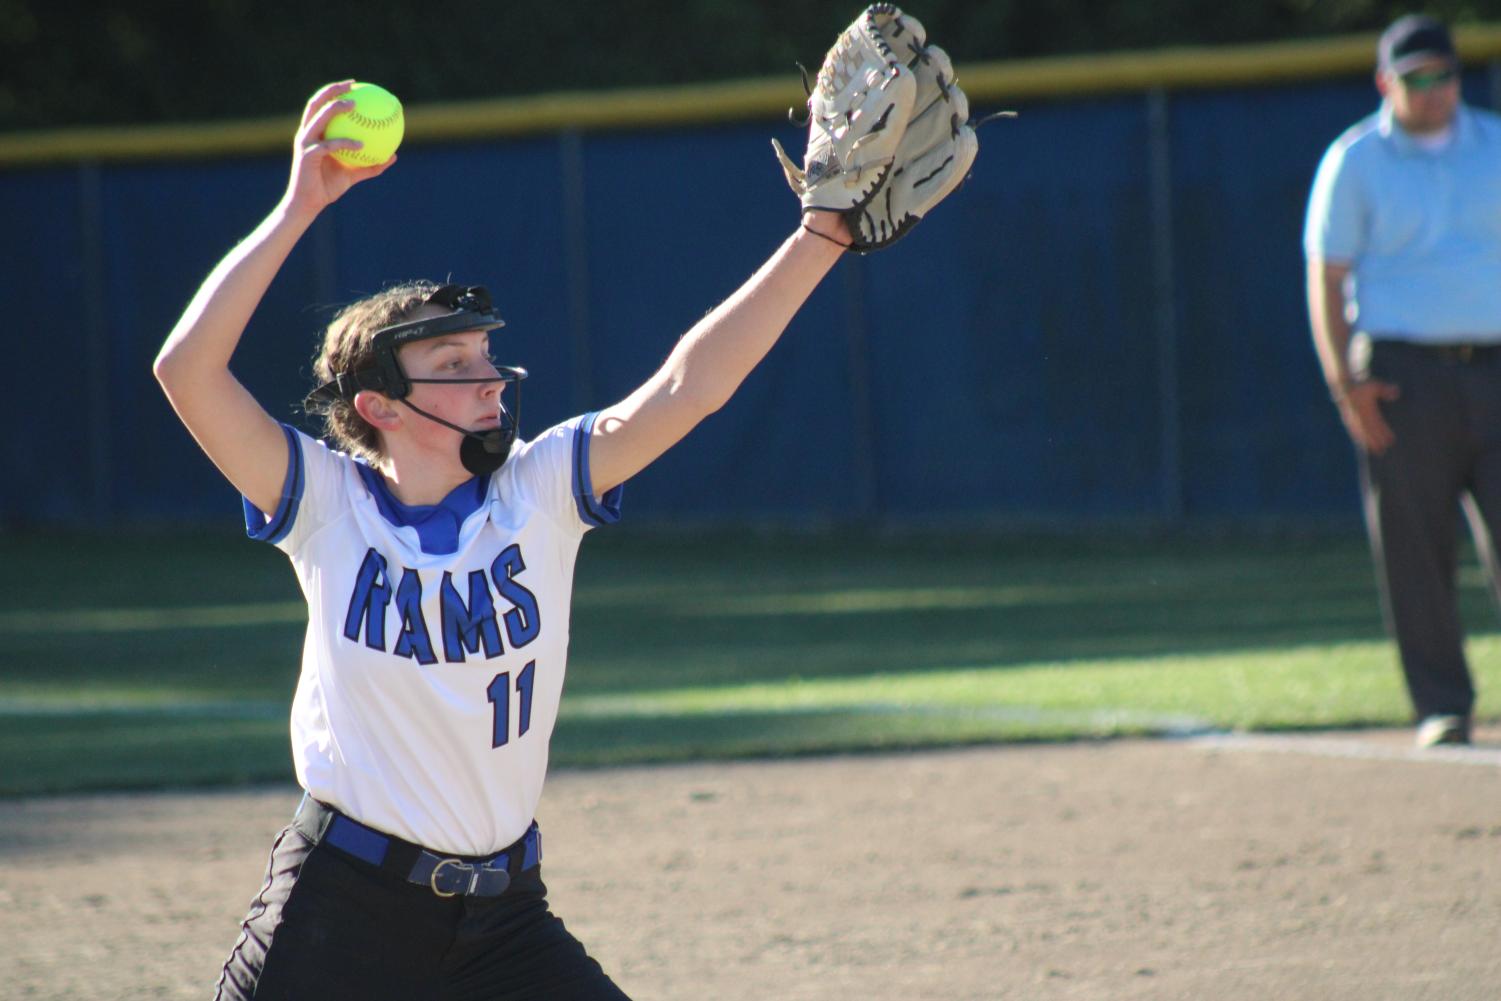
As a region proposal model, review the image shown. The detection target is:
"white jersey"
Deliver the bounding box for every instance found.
[244,413,621,856]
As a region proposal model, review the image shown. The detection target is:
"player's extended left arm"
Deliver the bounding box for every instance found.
[586,210,848,494]
[585,6,981,494]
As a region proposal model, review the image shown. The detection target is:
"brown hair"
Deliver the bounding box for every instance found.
[310,280,441,462]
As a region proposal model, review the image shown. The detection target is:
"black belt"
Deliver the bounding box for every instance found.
[1377,340,1501,364]
[292,795,541,898]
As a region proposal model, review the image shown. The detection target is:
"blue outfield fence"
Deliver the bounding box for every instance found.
[5,64,1495,530]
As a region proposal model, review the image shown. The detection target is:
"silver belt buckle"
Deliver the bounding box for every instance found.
[429,857,470,898]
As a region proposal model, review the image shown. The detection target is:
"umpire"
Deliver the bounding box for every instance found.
[1304,14,1501,747]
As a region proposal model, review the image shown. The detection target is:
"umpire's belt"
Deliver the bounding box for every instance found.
[292,795,541,898]
[1376,339,1501,365]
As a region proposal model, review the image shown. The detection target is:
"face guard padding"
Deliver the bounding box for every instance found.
[305,285,528,475]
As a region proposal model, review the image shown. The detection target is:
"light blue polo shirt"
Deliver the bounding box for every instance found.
[1304,102,1501,341]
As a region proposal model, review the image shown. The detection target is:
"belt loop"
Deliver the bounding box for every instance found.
[523,824,542,870]
[294,794,335,843]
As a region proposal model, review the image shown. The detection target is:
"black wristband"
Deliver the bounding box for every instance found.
[801,223,851,251]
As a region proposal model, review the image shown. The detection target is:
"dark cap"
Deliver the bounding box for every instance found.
[1378,15,1457,74]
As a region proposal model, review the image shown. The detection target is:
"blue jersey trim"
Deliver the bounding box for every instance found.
[355,462,488,557]
[572,411,623,527]
[243,424,305,545]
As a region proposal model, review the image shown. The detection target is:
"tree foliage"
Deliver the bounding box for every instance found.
[5,0,1499,131]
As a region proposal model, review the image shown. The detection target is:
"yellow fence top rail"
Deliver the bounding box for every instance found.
[5,25,1501,167]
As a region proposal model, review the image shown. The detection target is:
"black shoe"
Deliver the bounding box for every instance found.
[1415,714,1471,748]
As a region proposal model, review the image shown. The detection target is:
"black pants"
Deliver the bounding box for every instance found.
[1358,338,1501,721]
[215,812,631,1001]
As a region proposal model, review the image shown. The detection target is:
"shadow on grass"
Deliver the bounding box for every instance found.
[0,703,1172,802]
[8,528,1500,699]
[546,705,1199,770]
[0,713,294,800]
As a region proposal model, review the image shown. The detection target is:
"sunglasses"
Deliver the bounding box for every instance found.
[1400,67,1459,91]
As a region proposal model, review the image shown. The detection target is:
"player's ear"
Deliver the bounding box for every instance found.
[353,391,401,432]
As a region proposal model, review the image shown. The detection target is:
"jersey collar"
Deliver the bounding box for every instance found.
[355,464,489,556]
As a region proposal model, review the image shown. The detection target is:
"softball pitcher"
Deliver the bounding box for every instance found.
[154,8,976,998]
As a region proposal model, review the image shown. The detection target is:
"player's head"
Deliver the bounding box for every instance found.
[305,282,527,474]
[1376,15,1460,135]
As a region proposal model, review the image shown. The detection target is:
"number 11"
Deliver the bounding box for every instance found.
[486,661,536,748]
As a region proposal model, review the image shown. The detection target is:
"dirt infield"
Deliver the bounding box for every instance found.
[4,731,1501,1000]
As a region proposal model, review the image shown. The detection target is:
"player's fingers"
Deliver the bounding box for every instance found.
[300,98,355,149]
[340,153,397,185]
[301,80,356,127]
[302,138,363,162]
[366,152,398,176]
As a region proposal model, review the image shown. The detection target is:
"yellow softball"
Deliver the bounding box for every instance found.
[324,82,404,167]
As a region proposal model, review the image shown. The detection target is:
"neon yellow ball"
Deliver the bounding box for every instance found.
[324,82,404,167]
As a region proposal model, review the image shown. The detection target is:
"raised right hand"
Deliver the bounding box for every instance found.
[284,81,395,218]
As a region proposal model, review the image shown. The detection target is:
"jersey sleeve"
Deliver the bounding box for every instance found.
[499,411,623,535]
[242,424,352,554]
[1303,138,1366,264]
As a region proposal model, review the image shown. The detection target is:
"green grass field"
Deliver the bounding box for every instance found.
[3,526,1499,797]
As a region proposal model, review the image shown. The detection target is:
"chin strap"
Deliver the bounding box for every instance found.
[399,399,517,476]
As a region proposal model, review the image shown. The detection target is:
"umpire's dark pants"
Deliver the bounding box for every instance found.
[1358,338,1501,721]
[214,800,631,1001]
